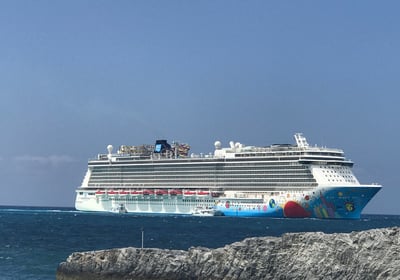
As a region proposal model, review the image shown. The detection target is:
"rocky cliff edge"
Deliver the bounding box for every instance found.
[56,227,400,280]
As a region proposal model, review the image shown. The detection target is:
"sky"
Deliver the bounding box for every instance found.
[0,1,398,214]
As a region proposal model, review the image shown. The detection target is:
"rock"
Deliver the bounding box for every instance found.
[56,227,400,280]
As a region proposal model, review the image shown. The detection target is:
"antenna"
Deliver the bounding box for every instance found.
[141,227,144,249]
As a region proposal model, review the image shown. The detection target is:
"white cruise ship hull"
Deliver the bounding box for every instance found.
[75,191,216,215]
[75,184,381,219]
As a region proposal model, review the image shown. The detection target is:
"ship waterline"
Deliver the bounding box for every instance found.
[75,134,381,219]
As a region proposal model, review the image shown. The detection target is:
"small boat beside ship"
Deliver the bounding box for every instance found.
[191,206,216,216]
[109,204,128,214]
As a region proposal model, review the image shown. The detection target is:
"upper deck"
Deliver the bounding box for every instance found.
[90,133,352,167]
[82,133,363,189]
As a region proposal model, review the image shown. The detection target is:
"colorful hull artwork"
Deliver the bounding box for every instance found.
[214,185,381,219]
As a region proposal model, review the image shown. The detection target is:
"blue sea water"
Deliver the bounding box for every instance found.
[0,207,399,280]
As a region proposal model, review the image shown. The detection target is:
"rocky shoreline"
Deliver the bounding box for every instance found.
[56,227,400,280]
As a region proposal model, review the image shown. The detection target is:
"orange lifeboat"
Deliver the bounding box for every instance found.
[183,190,196,196]
[169,189,183,195]
[130,190,143,195]
[156,189,168,195]
[143,189,155,195]
[197,191,210,196]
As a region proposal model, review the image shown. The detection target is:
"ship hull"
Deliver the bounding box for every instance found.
[75,192,216,215]
[215,185,381,219]
[75,185,381,219]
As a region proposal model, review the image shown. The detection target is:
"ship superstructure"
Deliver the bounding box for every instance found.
[75,133,381,219]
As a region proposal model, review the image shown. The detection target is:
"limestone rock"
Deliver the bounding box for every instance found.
[56,227,400,280]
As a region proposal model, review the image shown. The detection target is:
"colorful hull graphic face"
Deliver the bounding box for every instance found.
[283,201,311,218]
[215,186,381,219]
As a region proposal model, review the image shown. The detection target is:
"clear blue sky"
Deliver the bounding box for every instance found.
[0,1,398,214]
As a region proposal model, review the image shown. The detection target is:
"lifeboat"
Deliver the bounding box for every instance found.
[95,190,106,195]
[130,190,143,195]
[156,189,168,195]
[169,189,183,196]
[119,190,129,195]
[183,190,196,196]
[107,190,118,195]
[197,191,210,196]
[143,189,155,195]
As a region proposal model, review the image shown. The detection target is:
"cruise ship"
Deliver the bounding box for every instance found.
[75,133,381,219]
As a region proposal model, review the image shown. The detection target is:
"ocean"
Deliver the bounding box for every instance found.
[0,207,399,280]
